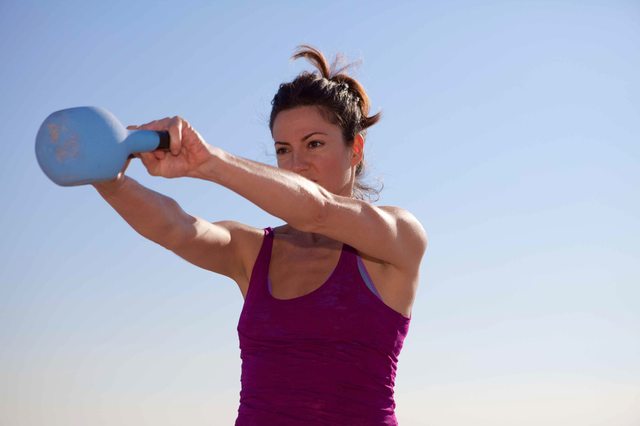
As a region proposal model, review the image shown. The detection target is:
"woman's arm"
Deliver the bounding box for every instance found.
[93,175,187,248]
[93,174,253,282]
[193,148,428,270]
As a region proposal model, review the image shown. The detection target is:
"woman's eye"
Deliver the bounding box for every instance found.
[275,147,288,155]
[308,140,323,148]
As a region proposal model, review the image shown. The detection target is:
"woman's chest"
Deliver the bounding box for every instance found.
[268,243,344,300]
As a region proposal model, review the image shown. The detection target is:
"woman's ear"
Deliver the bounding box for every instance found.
[351,134,364,166]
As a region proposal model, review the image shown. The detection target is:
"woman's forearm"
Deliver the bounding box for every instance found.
[194,147,327,231]
[93,176,188,248]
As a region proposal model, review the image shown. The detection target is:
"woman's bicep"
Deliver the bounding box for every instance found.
[313,196,428,270]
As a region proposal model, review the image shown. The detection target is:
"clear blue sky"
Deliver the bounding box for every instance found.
[1,1,639,425]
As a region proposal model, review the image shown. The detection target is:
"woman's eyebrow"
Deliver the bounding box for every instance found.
[274,131,327,145]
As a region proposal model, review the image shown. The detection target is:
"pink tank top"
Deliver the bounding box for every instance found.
[235,227,411,425]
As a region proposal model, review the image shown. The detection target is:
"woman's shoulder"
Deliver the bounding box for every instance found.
[375,205,428,267]
[377,204,417,218]
[213,220,267,238]
[217,220,269,261]
[206,221,272,296]
[377,205,427,237]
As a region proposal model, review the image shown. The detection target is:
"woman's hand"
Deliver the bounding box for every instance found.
[127,116,214,179]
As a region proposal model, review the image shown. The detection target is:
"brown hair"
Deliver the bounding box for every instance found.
[269,44,382,201]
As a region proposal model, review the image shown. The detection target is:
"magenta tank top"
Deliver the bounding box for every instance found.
[235,227,411,425]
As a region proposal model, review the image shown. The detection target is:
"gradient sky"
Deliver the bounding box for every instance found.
[1,1,639,425]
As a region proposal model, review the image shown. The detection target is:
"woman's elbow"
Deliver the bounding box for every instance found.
[290,188,331,233]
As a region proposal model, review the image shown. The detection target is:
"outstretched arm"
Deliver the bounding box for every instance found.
[194,149,427,270]
[92,167,253,284]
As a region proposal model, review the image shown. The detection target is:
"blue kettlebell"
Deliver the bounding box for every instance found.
[35,106,170,186]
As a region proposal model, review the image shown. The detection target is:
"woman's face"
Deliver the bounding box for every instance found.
[272,106,362,197]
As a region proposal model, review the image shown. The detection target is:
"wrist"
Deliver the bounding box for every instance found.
[92,175,129,198]
[191,146,226,182]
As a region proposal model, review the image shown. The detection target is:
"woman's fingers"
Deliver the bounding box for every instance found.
[138,151,166,175]
[127,118,164,131]
[167,116,183,156]
[124,115,204,179]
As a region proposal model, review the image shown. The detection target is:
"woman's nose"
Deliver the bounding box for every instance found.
[291,152,309,173]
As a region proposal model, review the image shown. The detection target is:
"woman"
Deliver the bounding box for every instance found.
[93,45,427,425]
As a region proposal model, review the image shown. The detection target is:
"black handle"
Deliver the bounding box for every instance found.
[156,130,171,151]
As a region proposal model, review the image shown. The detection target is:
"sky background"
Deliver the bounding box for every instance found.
[1,0,639,425]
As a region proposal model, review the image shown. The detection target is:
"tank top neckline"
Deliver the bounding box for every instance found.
[258,227,412,321]
[265,227,348,302]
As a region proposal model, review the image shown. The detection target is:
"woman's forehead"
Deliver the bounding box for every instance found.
[272,106,339,138]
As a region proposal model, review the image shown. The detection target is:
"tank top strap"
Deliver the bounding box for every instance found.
[264,227,274,256]
[245,227,274,300]
[340,243,359,268]
[327,243,361,290]
[339,243,389,305]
